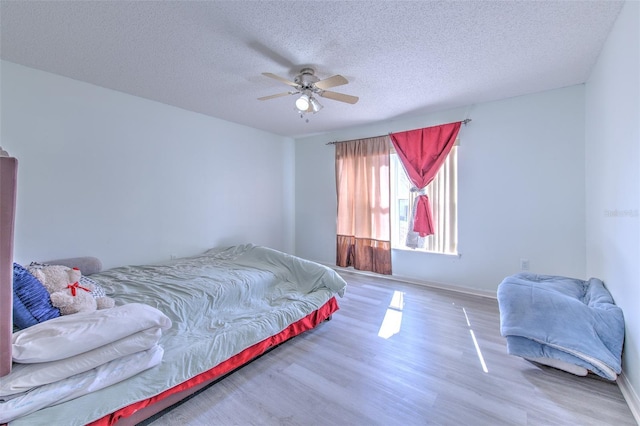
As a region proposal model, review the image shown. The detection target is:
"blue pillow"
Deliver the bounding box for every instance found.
[13,263,60,329]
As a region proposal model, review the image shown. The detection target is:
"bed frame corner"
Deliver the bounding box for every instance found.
[0,156,18,377]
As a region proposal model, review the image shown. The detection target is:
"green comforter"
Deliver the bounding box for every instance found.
[8,244,346,425]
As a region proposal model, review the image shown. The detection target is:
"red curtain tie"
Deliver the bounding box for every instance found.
[414,194,434,237]
[67,282,91,296]
[411,187,431,236]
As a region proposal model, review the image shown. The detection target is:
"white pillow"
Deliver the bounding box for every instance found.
[1,327,162,396]
[12,303,171,363]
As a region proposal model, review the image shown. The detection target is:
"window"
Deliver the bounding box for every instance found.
[390,144,458,255]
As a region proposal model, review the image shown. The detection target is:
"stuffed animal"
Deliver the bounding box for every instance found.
[29,264,115,315]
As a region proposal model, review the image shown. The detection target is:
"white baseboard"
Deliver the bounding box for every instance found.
[323,263,497,299]
[618,372,640,425]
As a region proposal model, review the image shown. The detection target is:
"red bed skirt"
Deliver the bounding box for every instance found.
[88,296,339,426]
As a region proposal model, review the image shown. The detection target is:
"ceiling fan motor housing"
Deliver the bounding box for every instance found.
[295,68,320,90]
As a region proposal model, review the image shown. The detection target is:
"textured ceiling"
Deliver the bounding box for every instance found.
[0,1,624,138]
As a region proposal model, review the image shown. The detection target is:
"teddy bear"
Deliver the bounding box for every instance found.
[28,264,115,315]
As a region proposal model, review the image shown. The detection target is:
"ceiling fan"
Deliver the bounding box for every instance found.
[258,67,359,114]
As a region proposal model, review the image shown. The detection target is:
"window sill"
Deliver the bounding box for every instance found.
[392,247,461,258]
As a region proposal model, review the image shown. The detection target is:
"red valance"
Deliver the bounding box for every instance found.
[390,122,462,237]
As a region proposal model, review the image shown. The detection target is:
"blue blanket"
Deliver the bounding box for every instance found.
[497,273,624,380]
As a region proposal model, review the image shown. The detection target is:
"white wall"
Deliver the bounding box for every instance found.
[295,85,586,294]
[1,61,295,269]
[585,0,640,410]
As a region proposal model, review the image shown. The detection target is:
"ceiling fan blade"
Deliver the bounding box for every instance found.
[314,74,348,90]
[257,91,298,101]
[319,90,359,104]
[262,72,298,88]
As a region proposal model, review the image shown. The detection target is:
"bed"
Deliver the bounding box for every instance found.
[0,154,347,425]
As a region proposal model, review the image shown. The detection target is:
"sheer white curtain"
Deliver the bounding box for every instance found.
[423,145,457,254]
[394,145,458,254]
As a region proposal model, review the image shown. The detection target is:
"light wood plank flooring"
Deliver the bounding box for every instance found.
[147,271,636,425]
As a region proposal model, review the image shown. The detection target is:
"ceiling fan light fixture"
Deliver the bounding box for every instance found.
[309,96,323,113]
[295,94,310,112]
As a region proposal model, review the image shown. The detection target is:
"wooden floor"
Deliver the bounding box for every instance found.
[148,271,636,426]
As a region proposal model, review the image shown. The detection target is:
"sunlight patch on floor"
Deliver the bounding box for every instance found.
[463,307,489,373]
[378,290,404,339]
